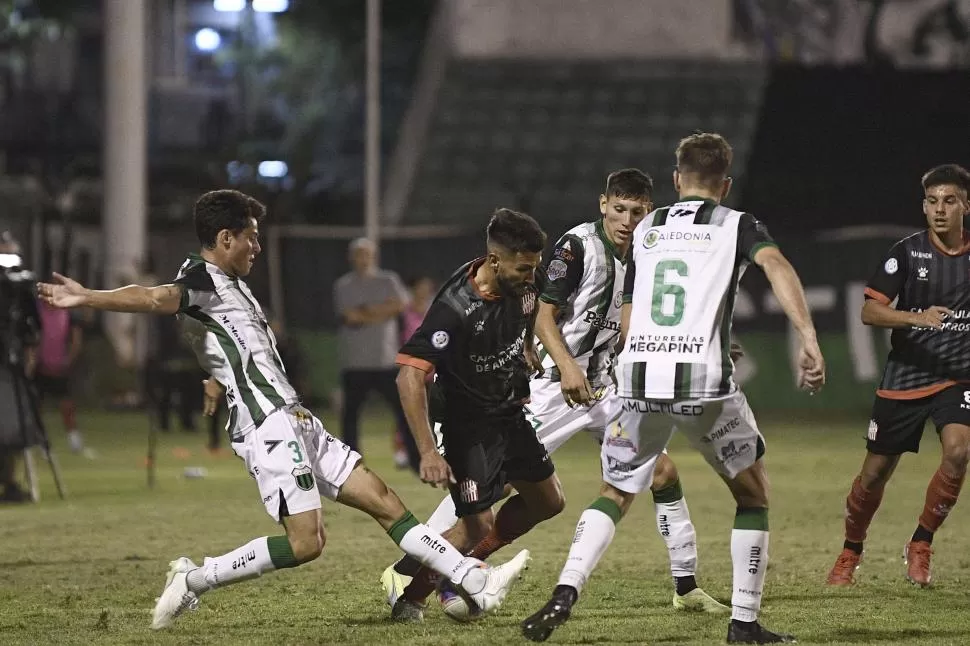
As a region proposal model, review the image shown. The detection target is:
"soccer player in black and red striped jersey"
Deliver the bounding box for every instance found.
[827,164,970,588]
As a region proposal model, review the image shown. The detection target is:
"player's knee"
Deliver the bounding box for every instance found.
[860,453,897,488]
[651,454,678,490]
[290,528,325,563]
[941,442,970,475]
[598,482,636,517]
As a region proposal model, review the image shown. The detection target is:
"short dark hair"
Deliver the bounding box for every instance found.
[194,190,266,248]
[486,208,546,254]
[921,164,970,193]
[605,168,653,200]
[676,132,733,185]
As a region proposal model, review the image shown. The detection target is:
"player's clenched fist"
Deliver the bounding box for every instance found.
[910,305,952,329]
[419,451,455,488]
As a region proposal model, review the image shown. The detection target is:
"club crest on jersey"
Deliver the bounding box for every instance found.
[614,291,623,308]
[431,330,450,349]
[521,292,536,315]
[644,228,661,248]
[547,259,568,281]
[884,258,898,274]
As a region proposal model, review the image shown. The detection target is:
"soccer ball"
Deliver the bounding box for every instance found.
[438,579,484,623]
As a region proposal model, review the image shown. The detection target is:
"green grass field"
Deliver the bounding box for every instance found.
[2,408,969,646]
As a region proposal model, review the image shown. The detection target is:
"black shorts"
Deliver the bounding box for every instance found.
[442,412,555,517]
[867,384,970,455]
[34,374,70,399]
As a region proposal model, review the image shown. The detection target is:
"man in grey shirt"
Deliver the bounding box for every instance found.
[333,238,419,471]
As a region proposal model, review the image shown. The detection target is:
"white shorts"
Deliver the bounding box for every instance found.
[527,377,670,491]
[526,378,622,452]
[231,405,362,522]
[605,390,765,494]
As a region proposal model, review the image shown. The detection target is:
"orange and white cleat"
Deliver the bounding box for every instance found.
[826,548,862,586]
[904,541,933,587]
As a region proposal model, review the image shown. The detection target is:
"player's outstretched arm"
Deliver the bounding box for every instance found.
[534,301,591,405]
[38,272,183,315]
[754,246,825,392]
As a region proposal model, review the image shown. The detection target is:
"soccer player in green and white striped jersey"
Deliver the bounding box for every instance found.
[37,189,529,631]
[522,135,825,644]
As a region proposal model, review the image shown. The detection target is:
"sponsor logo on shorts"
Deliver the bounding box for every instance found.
[867,419,878,441]
[264,439,282,454]
[717,440,751,466]
[703,417,740,444]
[606,456,635,477]
[419,534,448,554]
[622,400,703,416]
[459,478,479,503]
[605,423,637,451]
[291,465,315,491]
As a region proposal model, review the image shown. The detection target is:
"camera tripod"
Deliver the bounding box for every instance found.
[10,359,67,502]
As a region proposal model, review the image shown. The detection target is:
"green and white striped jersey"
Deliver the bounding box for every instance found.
[538,220,627,389]
[175,253,298,439]
[616,198,776,400]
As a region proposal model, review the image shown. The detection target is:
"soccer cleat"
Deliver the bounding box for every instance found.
[672,587,729,614]
[826,548,862,586]
[727,620,797,644]
[461,549,531,613]
[151,557,200,630]
[391,597,426,623]
[904,541,933,587]
[380,564,412,608]
[521,587,575,642]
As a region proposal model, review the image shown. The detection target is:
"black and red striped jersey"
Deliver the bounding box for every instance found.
[865,230,970,398]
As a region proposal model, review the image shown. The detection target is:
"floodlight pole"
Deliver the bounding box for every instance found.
[364,0,381,247]
[103,0,148,368]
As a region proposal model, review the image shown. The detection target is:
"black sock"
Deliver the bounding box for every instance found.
[843,540,864,554]
[553,584,578,606]
[675,575,698,596]
[911,525,934,545]
[393,556,422,577]
[731,619,757,627]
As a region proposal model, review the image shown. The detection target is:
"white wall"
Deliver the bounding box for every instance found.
[447,0,751,59]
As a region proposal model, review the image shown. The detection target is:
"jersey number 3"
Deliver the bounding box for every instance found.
[651,259,688,326]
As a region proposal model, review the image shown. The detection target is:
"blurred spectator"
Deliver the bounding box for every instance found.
[35,299,92,457]
[333,238,419,472]
[393,275,436,468]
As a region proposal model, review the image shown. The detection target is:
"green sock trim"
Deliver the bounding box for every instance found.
[734,507,769,531]
[652,479,684,504]
[588,496,623,524]
[387,511,419,545]
[267,535,299,569]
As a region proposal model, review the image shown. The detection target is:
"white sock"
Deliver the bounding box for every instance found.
[557,508,617,596]
[655,498,698,578]
[425,494,459,534]
[731,529,768,622]
[186,537,276,593]
[398,523,476,585]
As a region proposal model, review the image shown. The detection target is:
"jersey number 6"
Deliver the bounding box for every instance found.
[651,259,688,327]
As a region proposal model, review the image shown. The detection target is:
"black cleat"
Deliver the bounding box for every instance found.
[521,590,575,642]
[727,620,797,644]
